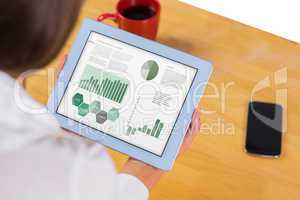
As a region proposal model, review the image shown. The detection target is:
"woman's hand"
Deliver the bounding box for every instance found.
[54,55,68,81]
[121,109,201,190]
[178,108,201,154]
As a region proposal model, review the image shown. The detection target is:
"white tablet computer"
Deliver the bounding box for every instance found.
[48,18,213,170]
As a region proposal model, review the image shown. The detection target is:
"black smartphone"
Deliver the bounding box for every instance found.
[245,101,283,157]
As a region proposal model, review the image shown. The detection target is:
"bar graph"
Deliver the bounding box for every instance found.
[127,119,164,139]
[79,65,129,103]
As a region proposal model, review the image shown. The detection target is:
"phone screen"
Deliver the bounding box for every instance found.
[246,102,283,156]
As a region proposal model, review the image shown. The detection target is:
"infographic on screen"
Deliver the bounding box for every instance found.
[57,32,197,155]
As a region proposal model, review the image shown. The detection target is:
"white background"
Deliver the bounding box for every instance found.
[179,0,300,43]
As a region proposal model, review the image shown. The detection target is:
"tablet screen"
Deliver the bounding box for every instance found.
[57,32,197,156]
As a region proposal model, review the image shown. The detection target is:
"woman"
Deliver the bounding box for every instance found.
[0,0,200,199]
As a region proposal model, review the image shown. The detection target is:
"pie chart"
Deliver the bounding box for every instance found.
[141,60,159,80]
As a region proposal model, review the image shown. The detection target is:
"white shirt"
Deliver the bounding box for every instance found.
[0,71,148,200]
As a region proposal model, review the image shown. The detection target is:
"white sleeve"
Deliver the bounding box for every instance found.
[117,174,149,200]
[60,135,149,200]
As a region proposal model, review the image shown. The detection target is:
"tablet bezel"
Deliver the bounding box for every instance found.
[48,18,213,170]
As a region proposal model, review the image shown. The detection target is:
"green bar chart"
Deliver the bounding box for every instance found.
[79,65,129,103]
[127,119,164,139]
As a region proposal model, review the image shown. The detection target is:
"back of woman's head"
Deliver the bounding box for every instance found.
[0,0,83,72]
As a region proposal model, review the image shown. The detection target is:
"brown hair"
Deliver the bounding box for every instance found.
[0,0,83,71]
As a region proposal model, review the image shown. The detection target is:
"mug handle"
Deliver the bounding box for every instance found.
[97,13,118,22]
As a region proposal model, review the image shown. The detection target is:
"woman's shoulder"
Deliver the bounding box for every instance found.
[0,71,60,152]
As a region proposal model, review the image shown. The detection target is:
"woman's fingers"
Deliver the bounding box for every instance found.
[189,108,201,136]
[179,109,201,154]
[54,55,68,80]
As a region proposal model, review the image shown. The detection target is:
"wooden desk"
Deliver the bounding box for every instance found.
[26,0,300,199]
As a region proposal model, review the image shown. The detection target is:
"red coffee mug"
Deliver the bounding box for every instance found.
[97,0,161,40]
